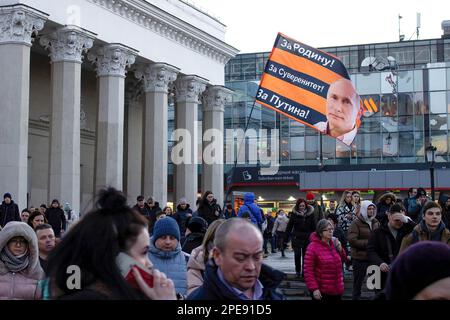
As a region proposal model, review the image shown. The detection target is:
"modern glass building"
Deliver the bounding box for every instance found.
[220,29,450,207]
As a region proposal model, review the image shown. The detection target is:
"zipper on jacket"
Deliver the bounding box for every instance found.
[11,272,15,298]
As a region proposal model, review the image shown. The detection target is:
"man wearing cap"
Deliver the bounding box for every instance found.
[148,217,188,297]
[384,241,450,300]
[306,192,324,227]
[0,193,20,228]
[182,216,208,254]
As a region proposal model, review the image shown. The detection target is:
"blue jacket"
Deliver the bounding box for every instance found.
[187,260,285,300]
[237,193,263,226]
[148,239,188,296]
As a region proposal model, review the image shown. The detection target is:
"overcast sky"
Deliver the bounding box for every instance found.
[188,0,449,53]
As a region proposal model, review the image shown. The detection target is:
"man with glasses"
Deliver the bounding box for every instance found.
[146,196,162,236]
[187,218,285,300]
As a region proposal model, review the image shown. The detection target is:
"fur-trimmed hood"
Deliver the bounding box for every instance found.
[0,222,44,278]
[292,204,314,217]
[378,193,396,204]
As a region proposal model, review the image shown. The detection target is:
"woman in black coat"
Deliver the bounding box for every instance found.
[286,198,316,277]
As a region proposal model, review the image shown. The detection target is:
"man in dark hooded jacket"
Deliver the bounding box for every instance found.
[0,193,20,228]
[187,218,284,300]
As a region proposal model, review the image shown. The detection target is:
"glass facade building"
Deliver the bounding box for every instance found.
[224,38,450,168]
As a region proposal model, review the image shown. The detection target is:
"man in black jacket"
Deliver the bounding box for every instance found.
[187,218,285,300]
[367,203,415,290]
[0,193,20,228]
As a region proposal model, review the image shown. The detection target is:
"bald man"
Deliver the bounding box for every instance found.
[187,218,285,300]
[315,79,361,145]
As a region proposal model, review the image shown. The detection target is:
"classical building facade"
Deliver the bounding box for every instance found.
[0,0,238,212]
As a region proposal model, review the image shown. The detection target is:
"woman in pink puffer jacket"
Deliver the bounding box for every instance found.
[304,219,347,301]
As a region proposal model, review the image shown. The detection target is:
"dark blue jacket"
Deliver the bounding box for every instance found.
[187,260,285,300]
[237,193,263,226]
[173,204,193,236]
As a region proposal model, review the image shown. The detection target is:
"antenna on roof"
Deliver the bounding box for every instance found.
[416,12,421,40]
[398,14,405,41]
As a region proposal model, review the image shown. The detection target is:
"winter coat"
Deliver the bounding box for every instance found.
[132,204,151,218]
[376,193,396,224]
[197,200,222,226]
[399,221,450,253]
[272,214,289,235]
[64,210,79,230]
[173,204,193,236]
[223,208,237,219]
[237,193,264,227]
[367,221,415,266]
[263,216,275,238]
[182,232,205,255]
[286,205,315,249]
[187,260,285,300]
[304,233,346,296]
[336,202,355,234]
[45,207,66,237]
[0,200,20,228]
[310,201,324,226]
[186,246,205,295]
[0,222,44,299]
[146,204,161,235]
[333,226,349,255]
[148,239,188,296]
[403,196,420,220]
[347,201,380,261]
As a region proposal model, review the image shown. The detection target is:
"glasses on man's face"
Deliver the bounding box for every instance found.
[324,228,334,232]
[9,238,27,246]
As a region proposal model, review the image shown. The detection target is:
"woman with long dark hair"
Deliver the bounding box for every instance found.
[46,187,176,300]
[286,198,315,278]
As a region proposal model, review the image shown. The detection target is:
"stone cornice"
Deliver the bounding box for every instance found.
[174,75,208,104]
[135,63,179,93]
[0,4,48,46]
[87,0,239,64]
[88,43,138,77]
[39,25,96,63]
[202,85,233,113]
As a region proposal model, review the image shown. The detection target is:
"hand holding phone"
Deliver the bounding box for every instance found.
[116,252,154,289]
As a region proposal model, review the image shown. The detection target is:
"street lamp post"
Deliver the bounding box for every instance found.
[425,144,437,201]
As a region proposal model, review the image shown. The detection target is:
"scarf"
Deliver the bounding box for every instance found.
[420,220,445,241]
[0,246,29,273]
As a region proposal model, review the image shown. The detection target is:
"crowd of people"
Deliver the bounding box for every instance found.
[0,186,449,301]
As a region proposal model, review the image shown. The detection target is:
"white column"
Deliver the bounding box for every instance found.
[124,90,143,202]
[40,26,95,213]
[0,5,47,209]
[88,44,137,192]
[135,63,179,207]
[173,75,208,207]
[202,86,232,207]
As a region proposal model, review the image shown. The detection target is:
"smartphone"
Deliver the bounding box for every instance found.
[116,252,154,289]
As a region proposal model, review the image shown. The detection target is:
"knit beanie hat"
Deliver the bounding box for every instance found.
[306,192,315,201]
[187,216,208,234]
[3,193,12,200]
[384,241,450,300]
[152,217,180,245]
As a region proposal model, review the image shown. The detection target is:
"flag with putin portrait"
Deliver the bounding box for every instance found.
[255,33,365,146]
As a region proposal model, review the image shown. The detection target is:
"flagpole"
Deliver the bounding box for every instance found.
[223,99,257,210]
